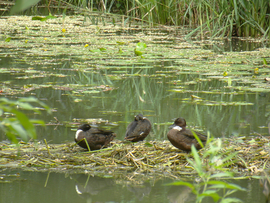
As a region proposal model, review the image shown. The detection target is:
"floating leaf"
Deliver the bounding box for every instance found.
[118,47,123,54]
[32,14,56,21]
[32,16,47,21]
[263,58,267,65]
[99,48,107,52]
[134,48,143,56]
[136,42,147,50]
[5,37,11,42]
[134,42,147,56]
[144,142,153,147]
[116,41,126,45]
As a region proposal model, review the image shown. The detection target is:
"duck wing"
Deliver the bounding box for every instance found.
[182,129,207,141]
[125,119,151,141]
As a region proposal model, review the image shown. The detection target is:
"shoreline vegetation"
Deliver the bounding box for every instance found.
[2,0,270,40]
[0,136,269,178]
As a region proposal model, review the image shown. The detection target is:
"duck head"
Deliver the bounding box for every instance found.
[170,117,186,128]
[134,114,145,121]
[75,124,91,140]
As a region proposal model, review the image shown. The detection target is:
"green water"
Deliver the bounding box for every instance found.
[0,52,269,143]
[0,169,268,203]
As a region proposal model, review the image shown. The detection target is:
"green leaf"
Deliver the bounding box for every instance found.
[30,119,45,126]
[5,37,11,42]
[144,142,153,147]
[89,49,101,53]
[136,42,147,50]
[116,41,126,45]
[263,58,268,65]
[99,47,107,52]
[10,0,41,14]
[32,14,56,21]
[45,13,56,20]
[32,16,46,21]
[220,197,243,203]
[11,109,36,139]
[166,181,197,194]
[191,130,204,148]
[199,190,220,202]
[134,42,147,56]
[134,48,143,56]
[118,47,123,54]
[207,181,246,191]
[191,145,203,175]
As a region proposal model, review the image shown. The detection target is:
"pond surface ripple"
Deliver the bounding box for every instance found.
[0,16,270,143]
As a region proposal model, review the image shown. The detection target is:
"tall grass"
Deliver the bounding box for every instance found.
[6,0,270,38]
[48,0,270,39]
[124,0,270,39]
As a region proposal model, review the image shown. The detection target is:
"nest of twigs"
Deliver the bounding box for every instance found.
[0,136,269,179]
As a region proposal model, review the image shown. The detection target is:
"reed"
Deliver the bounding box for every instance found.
[67,0,270,39]
[7,0,269,38]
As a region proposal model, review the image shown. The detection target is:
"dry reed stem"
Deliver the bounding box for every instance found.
[0,136,269,179]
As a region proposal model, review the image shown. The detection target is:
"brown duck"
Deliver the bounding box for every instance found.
[125,114,152,142]
[75,124,116,150]
[167,117,207,151]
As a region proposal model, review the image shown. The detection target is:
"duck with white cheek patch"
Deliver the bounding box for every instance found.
[167,117,207,151]
[75,124,116,150]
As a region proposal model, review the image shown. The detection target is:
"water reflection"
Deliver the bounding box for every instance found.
[0,45,269,144]
[202,38,268,52]
[1,60,269,143]
[126,182,151,201]
[74,174,115,202]
[0,170,269,203]
[167,185,194,203]
[260,176,270,203]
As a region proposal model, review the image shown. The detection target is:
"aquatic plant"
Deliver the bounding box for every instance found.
[0,97,50,143]
[168,135,247,202]
[7,0,270,39]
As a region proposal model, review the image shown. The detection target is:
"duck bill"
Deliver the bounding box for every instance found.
[169,124,176,129]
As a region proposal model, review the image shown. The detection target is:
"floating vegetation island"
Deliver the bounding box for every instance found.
[0,136,269,179]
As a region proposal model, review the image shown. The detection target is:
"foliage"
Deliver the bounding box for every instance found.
[168,136,246,203]
[10,0,41,14]
[134,42,147,57]
[0,97,51,143]
[8,0,270,39]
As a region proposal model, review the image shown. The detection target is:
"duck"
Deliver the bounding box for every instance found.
[75,124,116,150]
[125,114,152,142]
[167,117,207,151]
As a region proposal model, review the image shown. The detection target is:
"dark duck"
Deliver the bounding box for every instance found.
[167,117,207,151]
[75,124,116,150]
[125,114,152,142]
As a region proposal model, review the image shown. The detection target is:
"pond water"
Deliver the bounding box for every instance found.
[0,39,269,143]
[0,16,270,203]
[0,169,269,203]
